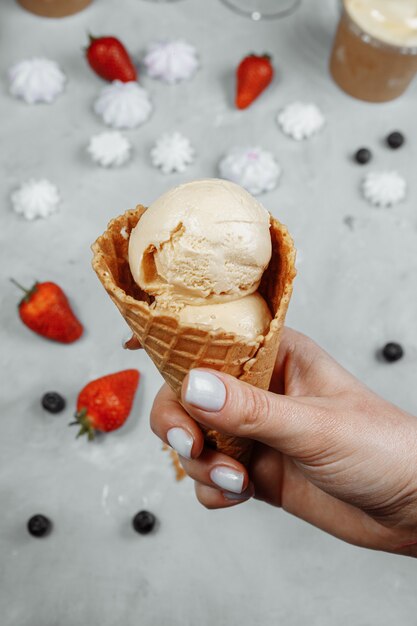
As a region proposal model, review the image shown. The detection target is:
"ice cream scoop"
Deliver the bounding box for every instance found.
[179,293,272,340]
[128,179,272,307]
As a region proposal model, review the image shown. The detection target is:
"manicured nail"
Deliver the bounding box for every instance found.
[167,427,193,459]
[122,333,142,350]
[223,487,253,501]
[185,370,226,412]
[121,334,131,349]
[210,466,244,494]
[122,333,137,349]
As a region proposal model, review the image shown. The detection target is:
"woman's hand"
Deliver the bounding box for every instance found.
[150,327,417,556]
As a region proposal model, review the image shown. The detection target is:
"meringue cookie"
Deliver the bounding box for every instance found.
[94,81,153,129]
[143,40,199,84]
[151,132,195,174]
[9,57,66,104]
[218,147,281,195]
[11,179,60,220]
[277,102,325,140]
[362,171,406,207]
[87,131,132,167]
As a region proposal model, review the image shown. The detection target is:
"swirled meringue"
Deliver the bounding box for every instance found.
[11,179,60,220]
[87,131,132,167]
[277,102,325,140]
[218,147,281,195]
[151,132,195,174]
[9,57,66,104]
[94,81,153,129]
[143,40,199,84]
[362,171,406,207]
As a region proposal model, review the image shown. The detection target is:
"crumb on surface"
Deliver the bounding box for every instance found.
[163,444,186,481]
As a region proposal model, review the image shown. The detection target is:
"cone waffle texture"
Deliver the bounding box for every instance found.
[92,205,296,465]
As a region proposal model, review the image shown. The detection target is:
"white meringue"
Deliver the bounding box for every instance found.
[9,57,66,104]
[87,131,132,167]
[151,132,195,174]
[218,147,281,196]
[94,81,153,130]
[277,102,325,140]
[143,39,199,84]
[362,171,407,207]
[11,179,60,220]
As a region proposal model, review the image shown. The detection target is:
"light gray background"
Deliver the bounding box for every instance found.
[1,0,417,624]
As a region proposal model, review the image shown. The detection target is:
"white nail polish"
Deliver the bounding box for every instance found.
[185,370,226,412]
[210,466,244,494]
[121,334,131,349]
[223,489,252,502]
[167,428,193,459]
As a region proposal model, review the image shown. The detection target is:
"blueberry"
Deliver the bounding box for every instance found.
[27,514,52,538]
[132,510,156,534]
[354,148,372,164]
[386,131,404,149]
[381,342,404,363]
[41,392,66,414]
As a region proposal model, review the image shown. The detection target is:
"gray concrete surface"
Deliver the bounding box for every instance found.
[1,0,417,624]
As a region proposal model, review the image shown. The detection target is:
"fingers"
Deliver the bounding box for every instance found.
[150,384,205,459]
[179,446,249,494]
[123,334,142,350]
[195,482,254,509]
[180,368,330,457]
[150,383,253,506]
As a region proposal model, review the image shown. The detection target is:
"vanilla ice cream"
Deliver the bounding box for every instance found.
[128,179,271,307]
[128,178,273,340]
[345,0,417,47]
[179,293,272,340]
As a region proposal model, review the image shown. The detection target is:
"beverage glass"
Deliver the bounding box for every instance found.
[330,0,417,102]
[17,0,92,17]
[219,0,301,21]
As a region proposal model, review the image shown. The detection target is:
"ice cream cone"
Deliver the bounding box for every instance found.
[91,205,296,466]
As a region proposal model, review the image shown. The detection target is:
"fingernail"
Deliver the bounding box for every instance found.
[122,333,134,349]
[210,466,244,494]
[185,370,226,412]
[223,487,253,501]
[167,427,193,460]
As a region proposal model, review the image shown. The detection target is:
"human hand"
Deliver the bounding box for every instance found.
[150,327,417,557]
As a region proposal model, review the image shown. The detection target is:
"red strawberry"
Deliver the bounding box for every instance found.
[86,35,137,82]
[235,53,274,109]
[71,370,140,440]
[12,279,83,344]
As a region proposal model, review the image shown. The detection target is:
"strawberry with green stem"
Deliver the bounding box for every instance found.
[71,370,140,440]
[11,279,83,343]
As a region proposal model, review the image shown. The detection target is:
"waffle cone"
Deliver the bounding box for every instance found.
[92,205,296,466]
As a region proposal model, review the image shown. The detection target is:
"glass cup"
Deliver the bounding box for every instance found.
[17,0,92,17]
[330,0,417,102]
[219,0,301,21]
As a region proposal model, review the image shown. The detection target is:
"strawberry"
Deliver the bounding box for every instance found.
[235,53,274,110]
[11,279,83,344]
[71,370,140,440]
[86,34,137,82]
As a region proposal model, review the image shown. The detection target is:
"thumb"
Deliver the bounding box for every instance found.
[181,369,331,457]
